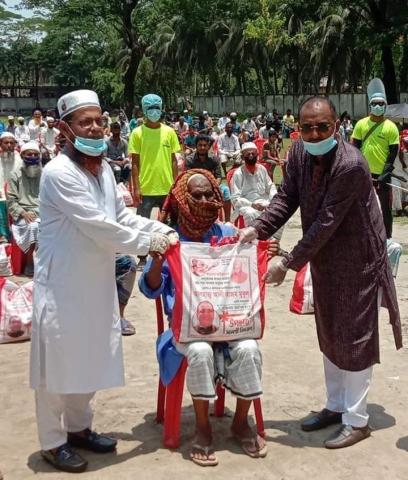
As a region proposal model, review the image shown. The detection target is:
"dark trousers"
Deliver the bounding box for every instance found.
[136,195,167,261]
[377,183,393,239]
[136,195,167,220]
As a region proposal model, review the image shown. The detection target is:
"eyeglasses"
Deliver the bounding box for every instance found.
[68,118,104,129]
[370,101,386,107]
[299,123,334,134]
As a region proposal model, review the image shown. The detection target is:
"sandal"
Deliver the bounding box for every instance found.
[190,443,218,467]
[233,433,267,458]
[121,319,136,336]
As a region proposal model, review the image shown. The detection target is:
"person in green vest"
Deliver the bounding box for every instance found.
[352,78,400,238]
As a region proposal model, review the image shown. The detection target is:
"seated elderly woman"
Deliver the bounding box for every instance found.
[139,169,277,467]
[7,141,42,276]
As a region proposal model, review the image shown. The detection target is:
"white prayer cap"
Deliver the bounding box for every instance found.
[103,111,109,116]
[58,89,101,120]
[241,142,257,152]
[8,115,14,120]
[230,112,237,117]
[183,109,188,113]
[18,116,24,121]
[203,110,208,115]
[46,116,54,121]
[20,141,40,154]
[0,132,16,140]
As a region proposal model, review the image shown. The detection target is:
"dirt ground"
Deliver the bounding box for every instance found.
[1,212,407,480]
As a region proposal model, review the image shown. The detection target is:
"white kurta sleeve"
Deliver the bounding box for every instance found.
[42,169,152,256]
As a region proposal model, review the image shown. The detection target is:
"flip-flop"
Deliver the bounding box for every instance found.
[190,443,218,467]
[233,434,267,458]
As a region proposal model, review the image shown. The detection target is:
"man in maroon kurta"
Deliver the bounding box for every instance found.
[239,96,402,449]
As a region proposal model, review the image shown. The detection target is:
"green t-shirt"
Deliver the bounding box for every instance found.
[128,124,180,195]
[352,117,399,175]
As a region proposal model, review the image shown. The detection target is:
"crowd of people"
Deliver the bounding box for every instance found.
[0,80,407,474]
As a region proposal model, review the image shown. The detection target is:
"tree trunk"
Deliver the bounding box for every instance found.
[123,50,140,116]
[381,45,398,104]
[399,35,408,92]
[325,68,332,95]
[255,67,264,96]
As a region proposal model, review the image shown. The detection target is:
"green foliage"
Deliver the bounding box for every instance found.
[0,0,406,108]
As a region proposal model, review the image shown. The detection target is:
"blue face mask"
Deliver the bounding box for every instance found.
[74,136,107,157]
[145,109,162,123]
[370,104,386,117]
[66,124,107,157]
[302,132,338,156]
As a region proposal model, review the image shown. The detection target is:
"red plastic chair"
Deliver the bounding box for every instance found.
[10,238,26,275]
[254,137,266,157]
[4,183,27,275]
[155,296,265,448]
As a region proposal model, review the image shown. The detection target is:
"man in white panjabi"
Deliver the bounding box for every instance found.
[0,132,23,242]
[30,90,176,474]
[230,142,282,240]
[39,116,60,159]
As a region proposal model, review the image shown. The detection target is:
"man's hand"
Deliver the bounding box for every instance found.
[267,239,279,260]
[167,231,179,245]
[149,233,170,255]
[238,226,258,243]
[133,188,142,208]
[263,260,287,286]
[251,203,266,211]
[21,211,37,223]
[378,172,392,185]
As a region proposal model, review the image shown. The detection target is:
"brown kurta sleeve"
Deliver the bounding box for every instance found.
[251,149,300,238]
[284,164,366,271]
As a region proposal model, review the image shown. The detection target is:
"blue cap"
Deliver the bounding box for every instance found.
[141,94,162,114]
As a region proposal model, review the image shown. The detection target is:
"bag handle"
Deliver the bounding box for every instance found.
[362,119,385,145]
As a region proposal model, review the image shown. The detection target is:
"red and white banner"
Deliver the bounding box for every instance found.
[289,263,314,314]
[166,240,268,342]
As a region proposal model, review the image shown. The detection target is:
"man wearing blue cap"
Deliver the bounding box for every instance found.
[352,78,400,238]
[129,94,180,269]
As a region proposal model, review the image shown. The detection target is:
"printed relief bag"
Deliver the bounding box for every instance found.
[0,278,33,344]
[289,263,314,314]
[117,182,134,207]
[166,239,268,343]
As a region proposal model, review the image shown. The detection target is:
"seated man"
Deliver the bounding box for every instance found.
[185,134,232,222]
[7,141,42,276]
[0,132,23,242]
[139,170,273,466]
[39,116,60,160]
[182,124,198,155]
[116,254,137,336]
[231,142,282,239]
[262,129,282,181]
[218,122,241,177]
[105,122,131,184]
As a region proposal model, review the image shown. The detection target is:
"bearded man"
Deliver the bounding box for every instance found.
[139,169,279,466]
[30,89,177,474]
[0,132,23,242]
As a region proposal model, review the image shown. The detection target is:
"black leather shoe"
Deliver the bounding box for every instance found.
[301,408,343,432]
[41,443,88,473]
[68,428,117,453]
[324,424,371,449]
